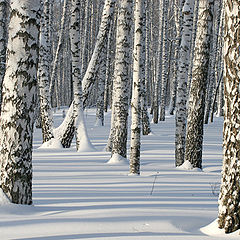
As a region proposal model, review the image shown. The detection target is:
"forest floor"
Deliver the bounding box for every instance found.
[0,108,239,239]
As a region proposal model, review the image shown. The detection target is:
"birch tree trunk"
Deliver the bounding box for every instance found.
[218,0,240,233]
[70,0,93,151]
[0,0,40,204]
[70,0,82,150]
[184,0,214,169]
[140,0,150,136]
[169,0,185,116]
[0,0,7,110]
[129,0,145,175]
[175,0,194,167]
[159,0,169,122]
[111,0,133,158]
[152,0,164,124]
[82,0,116,107]
[38,0,54,143]
[49,0,69,103]
[204,0,222,124]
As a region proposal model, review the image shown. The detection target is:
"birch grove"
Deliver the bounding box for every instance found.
[0,4,239,238]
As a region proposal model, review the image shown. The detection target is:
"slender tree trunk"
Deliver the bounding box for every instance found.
[184,0,214,169]
[38,0,54,143]
[49,0,69,104]
[204,0,222,124]
[159,0,169,122]
[129,0,145,175]
[0,0,7,110]
[152,0,164,124]
[0,0,40,205]
[82,0,116,107]
[218,0,240,233]
[175,0,194,167]
[111,0,133,158]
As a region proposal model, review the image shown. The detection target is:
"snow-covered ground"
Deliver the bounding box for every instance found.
[0,108,239,239]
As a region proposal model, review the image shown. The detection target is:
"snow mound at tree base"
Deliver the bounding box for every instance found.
[38,138,63,149]
[200,219,240,238]
[0,189,11,205]
[176,160,202,171]
[106,153,128,165]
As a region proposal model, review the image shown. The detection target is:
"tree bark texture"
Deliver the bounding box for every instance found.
[184,0,214,169]
[175,0,194,167]
[111,0,133,158]
[218,0,240,234]
[0,0,40,204]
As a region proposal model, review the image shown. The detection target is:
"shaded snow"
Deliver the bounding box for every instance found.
[0,108,236,239]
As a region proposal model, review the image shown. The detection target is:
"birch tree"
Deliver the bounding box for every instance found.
[218,0,240,233]
[110,0,133,159]
[159,0,169,122]
[49,0,69,105]
[0,0,40,204]
[184,0,214,169]
[129,0,145,175]
[38,0,54,143]
[0,0,7,109]
[70,0,93,151]
[82,0,116,107]
[175,0,194,167]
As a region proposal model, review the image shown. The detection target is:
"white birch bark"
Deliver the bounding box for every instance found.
[38,0,54,143]
[204,0,222,124]
[82,0,116,107]
[70,0,93,151]
[0,0,7,109]
[152,0,164,124]
[175,0,194,167]
[0,0,40,204]
[184,0,214,169]
[49,0,69,101]
[129,0,145,175]
[168,0,185,115]
[218,0,240,233]
[159,0,170,122]
[111,0,133,158]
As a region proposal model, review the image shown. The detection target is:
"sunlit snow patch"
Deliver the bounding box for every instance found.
[106,153,128,165]
[176,160,202,171]
[0,189,11,205]
[200,219,240,238]
[38,138,63,149]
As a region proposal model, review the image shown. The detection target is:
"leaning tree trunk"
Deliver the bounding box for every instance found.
[218,0,240,234]
[175,0,194,167]
[38,0,54,143]
[82,0,116,107]
[0,0,7,110]
[184,0,214,169]
[111,0,133,158]
[0,0,40,205]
